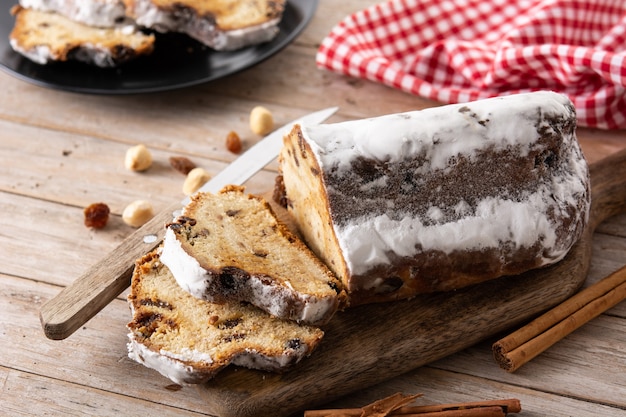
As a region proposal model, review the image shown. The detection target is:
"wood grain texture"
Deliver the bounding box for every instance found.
[430,315,626,408]
[38,200,177,340]
[1,369,207,417]
[320,366,626,417]
[0,274,213,414]
[2,0,626,415]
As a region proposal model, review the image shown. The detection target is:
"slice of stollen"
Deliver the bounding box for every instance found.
[160,185,345,326]
[9,6,154,67]
[127,249,324,385]
[122,0,285,50]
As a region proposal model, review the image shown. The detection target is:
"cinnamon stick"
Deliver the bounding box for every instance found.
[360,392,422,416]
[493,264,626,372]
[360,407,506,417]
[391,399,521,414]
[304,397,521,417]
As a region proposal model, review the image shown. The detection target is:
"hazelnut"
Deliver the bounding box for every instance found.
[125,144,152,171]
[183,167,211,195]
[122,200,155,228]
[249,106,274,136]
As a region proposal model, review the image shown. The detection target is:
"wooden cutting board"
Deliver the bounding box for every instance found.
[194,148,626,417]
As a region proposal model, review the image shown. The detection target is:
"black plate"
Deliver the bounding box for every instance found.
[0,0,318,94]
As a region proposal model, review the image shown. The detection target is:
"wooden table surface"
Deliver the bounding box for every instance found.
[2,1,626,416]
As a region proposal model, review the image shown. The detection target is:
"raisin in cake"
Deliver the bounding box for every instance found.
[160,185,344,326]
[127,250,324,385]
[122,0,285,50]
[277,91,591,305]
[9,6,154,67]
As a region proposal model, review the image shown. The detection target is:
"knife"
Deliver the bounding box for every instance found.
[39,107,338,340]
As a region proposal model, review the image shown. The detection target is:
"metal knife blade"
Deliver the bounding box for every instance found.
[39,107,339,340]
[192,106,338,198]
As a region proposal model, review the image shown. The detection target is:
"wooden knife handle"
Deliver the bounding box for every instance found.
[39,201,180,340]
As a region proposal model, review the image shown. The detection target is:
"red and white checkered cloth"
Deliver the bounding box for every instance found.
[316,0,626,129]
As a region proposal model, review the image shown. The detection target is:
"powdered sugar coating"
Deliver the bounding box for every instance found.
[127,331,308,385]
[299,91,589,277]
[9,40,51,64]
[160,227,336,325]
[127,335,212,385]
[305,91,571,172]
[128,0,280,50]
[231,344,309,370]
[160,227,207,297]
[19,0,130,27]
